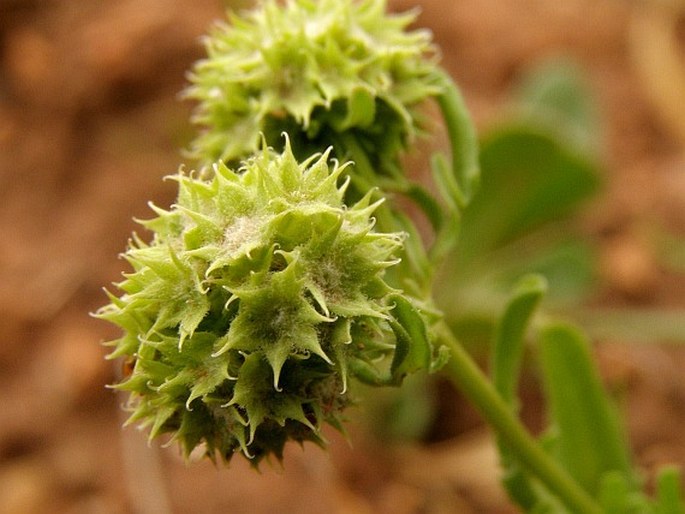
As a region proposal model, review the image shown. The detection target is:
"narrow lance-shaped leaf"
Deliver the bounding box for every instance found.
[491,274,547,511]
[492,274,547,404]
[539,322,635,496]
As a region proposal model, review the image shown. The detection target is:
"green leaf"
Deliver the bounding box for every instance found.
[655,467,685,514]
[492,274,547,511]
[462,237,596,310]
[598,472,639,514]
[389,294,432,382]
[456,127,600,270]
[539,323,635,496]
[492,274,547,404]
[514,58,601,156]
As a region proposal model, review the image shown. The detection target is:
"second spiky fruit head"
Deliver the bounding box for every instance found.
[98,138,414,463]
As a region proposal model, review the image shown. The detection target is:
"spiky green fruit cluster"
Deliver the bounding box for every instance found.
[97,141,408,464]
[186,0,441,179]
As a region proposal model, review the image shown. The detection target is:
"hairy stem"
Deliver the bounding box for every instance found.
[437,321,603,514]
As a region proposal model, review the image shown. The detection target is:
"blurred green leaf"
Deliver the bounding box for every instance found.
[655,467,685,514]
[441,237,596,349]
[456,127,600,270]
[436,59,603,338]
[492,274,547,511]
[514,58,601,156]
[493,274,547,404]
[539,323,635,496]
[598,471,651,514]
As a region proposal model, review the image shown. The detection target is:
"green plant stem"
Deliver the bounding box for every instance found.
[433,69,480,207]
[436,321,604,514]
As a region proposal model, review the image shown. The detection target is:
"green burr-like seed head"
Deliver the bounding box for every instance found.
[186,0,441,179]
[97,139,408,464]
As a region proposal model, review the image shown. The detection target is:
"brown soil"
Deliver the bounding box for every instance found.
[1,1,684,513]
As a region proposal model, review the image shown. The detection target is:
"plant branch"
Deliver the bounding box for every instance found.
[436,321,604,514]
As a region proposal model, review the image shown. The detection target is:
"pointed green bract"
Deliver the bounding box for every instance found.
[97,141,418,464]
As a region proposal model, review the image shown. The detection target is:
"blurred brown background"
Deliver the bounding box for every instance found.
[1,0,685,513]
